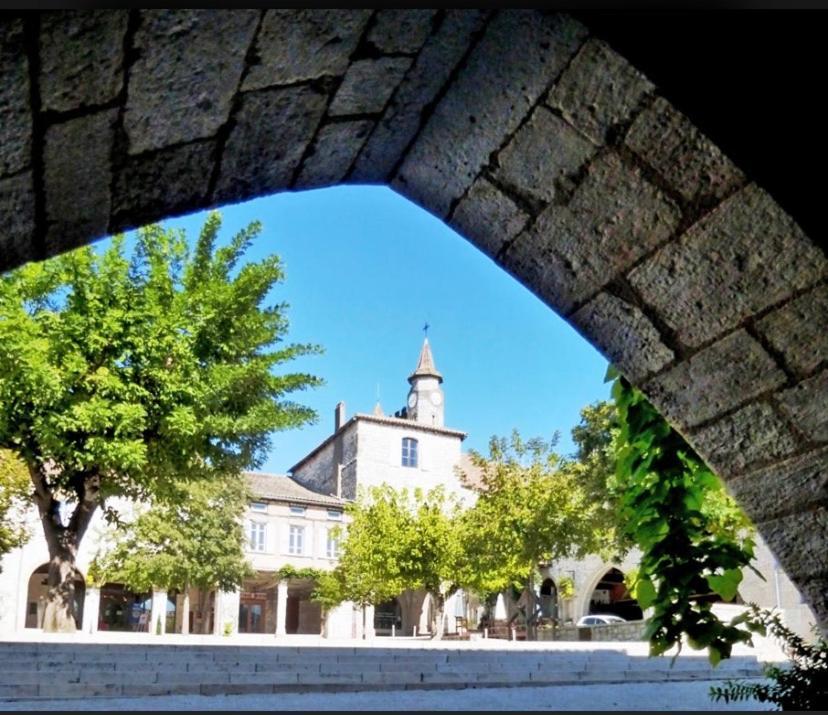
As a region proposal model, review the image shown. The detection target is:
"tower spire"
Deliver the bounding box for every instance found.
[408,336,443,384]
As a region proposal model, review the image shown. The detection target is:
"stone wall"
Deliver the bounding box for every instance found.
[0,9,825,632]
[539,620,647,642]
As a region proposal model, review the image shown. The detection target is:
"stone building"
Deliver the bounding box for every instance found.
[0,337,817,640]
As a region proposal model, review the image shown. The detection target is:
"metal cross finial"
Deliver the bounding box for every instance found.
[423,322,430,337]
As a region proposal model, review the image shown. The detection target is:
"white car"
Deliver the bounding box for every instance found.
[576,614,626,627]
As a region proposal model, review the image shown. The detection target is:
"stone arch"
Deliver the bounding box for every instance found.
[0,9,825,632]
[25,562,85,629]
[583,566,643,621]
[539,577,558,620]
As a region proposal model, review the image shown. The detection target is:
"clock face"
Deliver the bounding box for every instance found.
[407,393,417,409]
[430,392,442,406]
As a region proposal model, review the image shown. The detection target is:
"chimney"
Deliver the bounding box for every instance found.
[334,401,346,432]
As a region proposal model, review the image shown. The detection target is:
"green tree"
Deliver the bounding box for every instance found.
[0,449,31,565]
[316,484,463,639]
[0,212,320,631]
[459,431,601,639]
[91,474,254,633]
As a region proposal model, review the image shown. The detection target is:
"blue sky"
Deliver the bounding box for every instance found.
[129,185,610,473]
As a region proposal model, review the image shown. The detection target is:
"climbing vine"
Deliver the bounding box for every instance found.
[608,367,762,665]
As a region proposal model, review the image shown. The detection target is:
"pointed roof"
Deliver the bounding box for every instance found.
[408,337,443,384]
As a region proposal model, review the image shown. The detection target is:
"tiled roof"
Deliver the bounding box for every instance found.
[244,471,346,507]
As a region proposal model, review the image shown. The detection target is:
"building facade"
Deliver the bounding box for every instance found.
[0,338,818,640]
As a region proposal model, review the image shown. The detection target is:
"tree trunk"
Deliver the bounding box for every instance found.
[30,467,101,634]
[525,575,538,641]
[431,592,446,641]
[361,603,367,640]
[41,548,81,632]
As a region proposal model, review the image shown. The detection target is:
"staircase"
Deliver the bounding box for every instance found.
[0,640,768,700]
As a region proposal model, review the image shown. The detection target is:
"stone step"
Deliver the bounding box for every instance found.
[0,642,766,700]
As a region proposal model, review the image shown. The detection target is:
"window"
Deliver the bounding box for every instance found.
[289,525,305,555]
[247,521,266,552]
[326,529,340,559]
[401,437,418,468]
[250,502,267,512]
[289,504,306,515]
[327,509,342,520]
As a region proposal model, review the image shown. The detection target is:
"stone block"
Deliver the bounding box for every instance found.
[570,292,674,383]
[368,10,437,54]
[0,684,38,698]
[448,177,529,259]
[494,106,596,204]
[0,171,36,271]
[626,96,746,205]
[726,447,828,524]
[243,10,371,91]
[689,401,800,477]
[777,370,828,442]
[0,19,31,177]
[758,507,828,582]
[39,10,128,112]
[329,57,413,117]
[125,10,258,154]
[350,10,489,182]
[43,109,117,255]
[756,284,828,377]
[110,139,214,233]
[530,670,582,683]
[229,672,298,685]
[296,120,374,189]
[501,152,680,314]
[547,38,654,145]
[629,185,826,348]
[37,682,122,698]
[641,330,786,430]
[123,682,202,697]
[393,10,587,217]
[214,84,328,204]
[797,576,828,632]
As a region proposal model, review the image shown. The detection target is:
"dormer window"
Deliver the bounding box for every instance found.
[401,437,418,468]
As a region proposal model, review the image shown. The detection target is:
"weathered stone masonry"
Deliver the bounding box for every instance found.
[0,9,826,630]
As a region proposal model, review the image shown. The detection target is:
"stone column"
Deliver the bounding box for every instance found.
[151,589,167,635]
[83,586,100,634]
[212,590,240,636]
[275,579,288,636]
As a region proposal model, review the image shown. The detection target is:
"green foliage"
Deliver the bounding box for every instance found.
[277,564,325,582]
[93,473,254,594]
[0,449,30,565]
[608,368,760,664]
[315,484,463,614]
[557,575,575,601]
[0,211,321,627]
[458,431,600,598]
[710,605,828,710]
[223,621,233,637]
[567,400,632,559]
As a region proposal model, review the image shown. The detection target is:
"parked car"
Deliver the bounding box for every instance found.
[576,614,626,627]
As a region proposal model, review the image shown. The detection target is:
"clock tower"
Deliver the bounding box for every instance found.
[407,337,445,427]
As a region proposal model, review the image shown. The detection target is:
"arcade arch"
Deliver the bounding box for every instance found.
[0,9,824,632]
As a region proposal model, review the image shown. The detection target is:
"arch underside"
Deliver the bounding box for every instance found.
[0,10,825,630]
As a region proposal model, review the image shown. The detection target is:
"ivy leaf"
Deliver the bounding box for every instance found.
[707,568,743,602]
[635,577,657,609]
